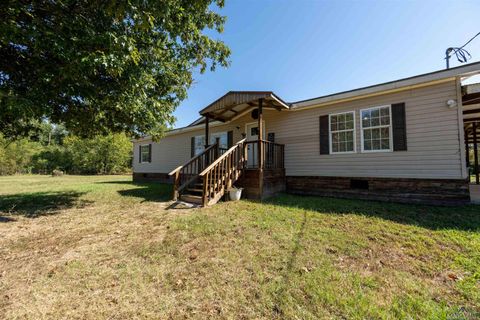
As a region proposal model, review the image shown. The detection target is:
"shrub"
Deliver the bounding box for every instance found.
[52,169,64,176]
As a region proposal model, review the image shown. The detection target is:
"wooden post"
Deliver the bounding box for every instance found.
[474,122,479,185]
[258,98,264,168]
[258,98,264,199]
[202,173,208,206]
[205,116,210,149]
[205,115,210,164]
[465,127,470,168]
[173,171,180,200]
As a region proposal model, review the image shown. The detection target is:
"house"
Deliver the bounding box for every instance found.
[132,62,480,206]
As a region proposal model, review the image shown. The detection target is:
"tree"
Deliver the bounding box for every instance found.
[64,133,131,174]
[0,134,43,175]
[0,1,230,140]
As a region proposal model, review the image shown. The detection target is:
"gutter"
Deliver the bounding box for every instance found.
[132,120,224,142]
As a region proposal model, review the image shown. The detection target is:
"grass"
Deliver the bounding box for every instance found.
[0,175,479,319]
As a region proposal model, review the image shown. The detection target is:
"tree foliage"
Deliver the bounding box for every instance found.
[0,0,230,140]
[0,136,43,175]
[0,128,132,175]
[63,134,132,174]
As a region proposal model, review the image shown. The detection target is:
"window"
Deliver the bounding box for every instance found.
[140,144,151,163]
[194,132,228,156]
[194,135,206,156]
[361,105,392,152]
[329,111,355,153]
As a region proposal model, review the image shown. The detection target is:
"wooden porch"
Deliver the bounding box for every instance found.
[169,92,289,206]
[462,82,480,203]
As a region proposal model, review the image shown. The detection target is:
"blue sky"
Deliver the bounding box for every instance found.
[173,0,480,128]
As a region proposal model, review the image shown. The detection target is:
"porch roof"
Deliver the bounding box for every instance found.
[199,91,290,122]
[463,83,480,142]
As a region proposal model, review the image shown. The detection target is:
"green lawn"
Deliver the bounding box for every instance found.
[0,175,479,319]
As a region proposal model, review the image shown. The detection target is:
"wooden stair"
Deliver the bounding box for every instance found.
[179,180,203,204]
[169,139,247,206]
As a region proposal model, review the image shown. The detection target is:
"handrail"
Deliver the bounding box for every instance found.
[199,138,246,206]
[169,142,220,201]
[245,139,284,147]
[199,138,246,176]
[168,143,218,176]
[244,139,285,169]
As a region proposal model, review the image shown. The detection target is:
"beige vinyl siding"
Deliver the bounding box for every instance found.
[132,119,247,173]
[266,80,463,179]
[133,79,464,179]
[133,130,196,173]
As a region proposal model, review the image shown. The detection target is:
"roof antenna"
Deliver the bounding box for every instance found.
[445,31,480,69]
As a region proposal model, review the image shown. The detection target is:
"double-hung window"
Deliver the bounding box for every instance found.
[329,111,355,153]
[360,105,392,152]
[140,144,151,163]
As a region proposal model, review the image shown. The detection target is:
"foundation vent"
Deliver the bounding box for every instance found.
[350,179,369,190]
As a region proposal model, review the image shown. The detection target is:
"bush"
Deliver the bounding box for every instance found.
[0,132,132,175]
[0,136,43,175]
[52,169,64,176]
[64,133,132,174]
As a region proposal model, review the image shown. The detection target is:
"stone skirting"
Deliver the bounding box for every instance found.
[286,176,470,205]
[132,172,172,184]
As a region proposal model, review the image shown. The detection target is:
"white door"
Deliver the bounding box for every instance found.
[245,122,265,168]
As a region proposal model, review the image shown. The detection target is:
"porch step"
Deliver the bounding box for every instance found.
[186,188,203,195]
[180,194,203,205]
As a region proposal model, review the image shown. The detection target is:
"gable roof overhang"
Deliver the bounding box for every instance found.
[199,91,289,122]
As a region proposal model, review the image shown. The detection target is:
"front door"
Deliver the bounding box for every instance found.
[245,122,265,168]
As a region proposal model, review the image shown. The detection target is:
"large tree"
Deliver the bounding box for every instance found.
[0,0,230,139]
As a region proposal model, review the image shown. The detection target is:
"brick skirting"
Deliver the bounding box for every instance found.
[286,176,470,205]
[132,172,470,205]
[237,169,286,199]
[132,172,172,184]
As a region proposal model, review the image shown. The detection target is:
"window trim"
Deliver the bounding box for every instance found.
[328,111,356,154]
[193,131,228,156]
[360,105,393,153]
[140,144,151,163]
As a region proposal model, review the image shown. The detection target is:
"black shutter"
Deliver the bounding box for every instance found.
[319,115,329,155]
[392,103,407,151]
[227,131,233,148]
[139,145,141,163]
[191,137,195,157]
[267,132,275,142]
[148,144,152,162]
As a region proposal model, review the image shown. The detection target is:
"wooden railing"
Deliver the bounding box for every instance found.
[168,143,219,200]
[244,140,285,169]
[199,138,246,206]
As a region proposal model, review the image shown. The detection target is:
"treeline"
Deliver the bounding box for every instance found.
[0,123,132,175]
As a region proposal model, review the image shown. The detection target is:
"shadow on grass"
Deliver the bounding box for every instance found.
[0,191,90,220]
[95,180,137,185]
[116,182,173,203]
[265,194,480,231]
[273,210,308,316]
